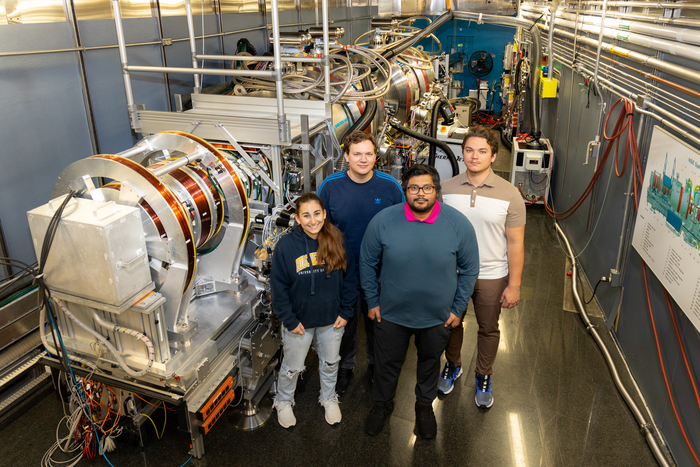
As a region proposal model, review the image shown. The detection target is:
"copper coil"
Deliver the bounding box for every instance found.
[163,132,250,248]
[166,167,213,249]
[91,155,196,295]
[187,164,224,240]
[103,183,167,239]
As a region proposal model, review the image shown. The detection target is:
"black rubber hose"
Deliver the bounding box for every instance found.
[389,120,459,177]
[339,76,377,144]
[428,99,449,167]
[499,126,512,152]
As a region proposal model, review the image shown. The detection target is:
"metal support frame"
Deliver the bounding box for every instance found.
[112,0,139,130]
[215,124,279,194]
[301,115,312,194]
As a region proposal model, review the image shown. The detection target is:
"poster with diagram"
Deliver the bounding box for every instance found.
[631,127,700,333]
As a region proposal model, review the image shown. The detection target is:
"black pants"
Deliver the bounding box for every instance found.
[339,283,375,370]
[373,319,452,406]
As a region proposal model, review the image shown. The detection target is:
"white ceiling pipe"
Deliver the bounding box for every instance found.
[562,8,700,28]
[564,1,700,8]
[535,23,700,85]
[522,4,700,46]
[522,10,700,62]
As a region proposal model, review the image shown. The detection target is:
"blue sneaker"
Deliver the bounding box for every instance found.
[437,362,463,395]
[475,373,493,408]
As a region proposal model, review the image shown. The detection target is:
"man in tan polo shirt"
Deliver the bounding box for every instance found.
[439,126,526,408]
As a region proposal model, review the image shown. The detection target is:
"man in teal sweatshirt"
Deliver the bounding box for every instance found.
[360,164,480,439]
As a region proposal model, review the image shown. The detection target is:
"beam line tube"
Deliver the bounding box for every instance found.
[554,223,670,467]
[125,65,276,77]
[184,0,201,92]
[571,0,700,8]
[112,0,135,112]
[149,151,204,177]
[195,54,324,63]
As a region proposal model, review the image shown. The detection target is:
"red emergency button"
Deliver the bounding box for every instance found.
[441,126,447,132]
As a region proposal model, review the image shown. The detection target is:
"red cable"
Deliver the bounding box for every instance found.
[641,263,700,466]
[664,290,700,415]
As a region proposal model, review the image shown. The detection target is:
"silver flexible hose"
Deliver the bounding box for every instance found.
[554,223,670,467]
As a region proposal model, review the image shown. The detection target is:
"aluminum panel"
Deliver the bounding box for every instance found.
[160,0,216,17]
[0,289,38,331]
[264,0,295,11]
[74,0,153,20]
[0,309,39,352]
[452,0,511,15]
[0,1,7,25]
[4,0,65,23]
[237,0,261,13]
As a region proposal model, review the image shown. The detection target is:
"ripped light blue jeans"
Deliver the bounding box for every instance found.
[276,324,345,404]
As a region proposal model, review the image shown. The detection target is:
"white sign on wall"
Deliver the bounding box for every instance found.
[631,127,700,332]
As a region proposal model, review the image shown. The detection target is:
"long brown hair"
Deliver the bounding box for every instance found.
[295,193,347,273]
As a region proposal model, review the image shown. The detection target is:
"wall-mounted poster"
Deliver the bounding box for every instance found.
[631,126,700,332]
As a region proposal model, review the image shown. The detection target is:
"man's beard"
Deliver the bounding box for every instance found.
[408,197,436,214]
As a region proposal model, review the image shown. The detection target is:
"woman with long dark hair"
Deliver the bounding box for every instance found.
[270,193,356,428]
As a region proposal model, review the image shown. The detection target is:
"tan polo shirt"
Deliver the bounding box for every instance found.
[442,170,526,279]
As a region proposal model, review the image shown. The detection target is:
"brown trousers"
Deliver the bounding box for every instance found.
[445,275,509,375]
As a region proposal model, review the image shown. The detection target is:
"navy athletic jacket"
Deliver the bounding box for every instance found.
[271,225,357,331]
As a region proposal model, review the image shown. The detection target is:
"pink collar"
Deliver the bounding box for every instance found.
[404,200,441,223]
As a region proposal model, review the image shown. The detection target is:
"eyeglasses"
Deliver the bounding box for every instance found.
[407,185,435,195]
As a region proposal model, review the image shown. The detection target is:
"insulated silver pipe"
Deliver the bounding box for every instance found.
[573,0,700,8]
[270,0,288,143]
[536,23,700,85]
[592,0,606,92]
[547,2,557,80]
[196,54,324,63]
[562,7,699,28]
[112,0,137,128]
[554,223,671,467]
[148,151,204,177]
[184,0,201,93]
[522,10,700,63]
[524,5,700,47]
[322,0,330,102]
[125,65,276,77]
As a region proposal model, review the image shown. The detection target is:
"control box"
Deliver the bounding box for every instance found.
[510,138,553,205]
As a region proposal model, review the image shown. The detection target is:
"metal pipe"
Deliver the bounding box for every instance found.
[524,5,700,47]
[184,0,201,93]
[196,54,324,63]
[291,121,327,143]
[554,223,670,467]
[614,113,645,275]
[270,0,288,144]
[153,0,173,112]
[561,7,699,28]
[523,10,700,63]
[322,0,330,102]
[112,0,138,130]
[536,23,700,85]
[115,144,150,160]
[125,65,276,77]
[556,52,700,146]
[572,0,700,8]
[310,156,333,176]
[592,0,607,93]
[269,146,283,206]
[547,1,558,80]
[301,115,312,194]
[149,151,204,177]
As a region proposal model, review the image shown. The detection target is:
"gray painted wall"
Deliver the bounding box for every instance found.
[549,48,700,466]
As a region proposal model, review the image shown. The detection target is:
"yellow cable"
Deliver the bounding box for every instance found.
[141,412,163,440]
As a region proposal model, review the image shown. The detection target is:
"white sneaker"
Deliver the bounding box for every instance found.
[275,401,296,428]
[321,397,342,425]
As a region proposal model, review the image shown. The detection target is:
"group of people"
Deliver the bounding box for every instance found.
[270,126,526,438]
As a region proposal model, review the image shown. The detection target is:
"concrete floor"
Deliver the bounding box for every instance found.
[0,206,663,467]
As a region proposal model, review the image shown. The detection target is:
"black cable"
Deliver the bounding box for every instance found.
[577,273,605,305]
[389,120,459,177]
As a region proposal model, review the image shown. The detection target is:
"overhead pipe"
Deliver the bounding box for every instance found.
[111,0,138,130]
[522,9,700,63]
[382,11,454,61]
[452,11,544,139]
[389,118,459,177]
[554,50,700,146]
[270,0,288,144]
[571,0,700,8]
[554,223,671,467]
[562,7,700,28]
[523,4,700,47]
[546,0,560,80]
[184,0,201,93]
[535,23,700,85]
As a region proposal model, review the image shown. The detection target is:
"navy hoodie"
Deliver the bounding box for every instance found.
[271,225,357,331]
